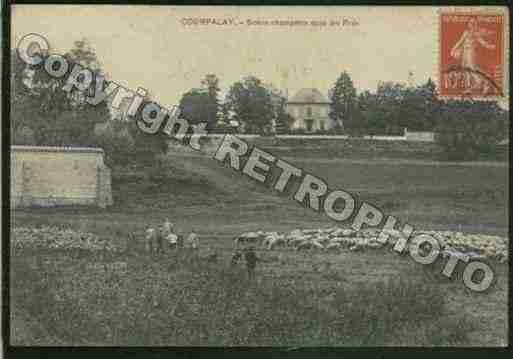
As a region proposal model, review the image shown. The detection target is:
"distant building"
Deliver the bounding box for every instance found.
[285,88,335,132]
[11,146,113,208]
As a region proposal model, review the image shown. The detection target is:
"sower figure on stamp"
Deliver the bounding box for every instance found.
[450,17,496,92]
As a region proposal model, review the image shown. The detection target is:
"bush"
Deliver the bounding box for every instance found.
[210,123,239,134]
[94,121,135,167]
[435,100,508,160]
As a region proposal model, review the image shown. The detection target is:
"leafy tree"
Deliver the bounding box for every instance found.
[12,38,171,165]
[357,79,440,136]
[179,89,211,125]
[219,102,231,124]
[93,121,135,167]
[417,78,439,131]
[67,38,102,71]
[357,90,385,136]
[265,83,293,134]
[398,78,440,132]
[329,71,357,132]
[225,76,274,134]
[128,92,170,164]
[178,74,220,130]
[275,111,295,134]
[13,39,110,147]
[11,51,40,144]
[435,100,507,160]
[201,74,221,130]
[374,81,406,135]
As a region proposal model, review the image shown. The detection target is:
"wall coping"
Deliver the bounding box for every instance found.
[11,145,104,154]
[286,102,330,105]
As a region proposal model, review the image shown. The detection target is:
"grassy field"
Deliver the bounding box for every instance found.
[10,147,509,346]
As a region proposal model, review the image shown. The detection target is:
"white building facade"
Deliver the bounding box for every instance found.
[285,88,336,132]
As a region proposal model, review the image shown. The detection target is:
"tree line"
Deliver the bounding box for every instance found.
[12,39,508,162]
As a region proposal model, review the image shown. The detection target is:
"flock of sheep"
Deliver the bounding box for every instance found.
[12,225,509,264]
[12,226,119,251]
[235,227,509,263]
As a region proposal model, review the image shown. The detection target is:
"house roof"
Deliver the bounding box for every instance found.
[288,88,329,104]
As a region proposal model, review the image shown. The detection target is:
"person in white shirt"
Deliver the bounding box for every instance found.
[186,231,199,249]
[161,219,178,250]
[162,219,173,236]
[167,231,178,250]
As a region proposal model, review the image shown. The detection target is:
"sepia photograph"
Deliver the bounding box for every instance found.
[4,4,510,349]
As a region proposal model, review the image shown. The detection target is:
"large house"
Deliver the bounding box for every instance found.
[285,88,336,132]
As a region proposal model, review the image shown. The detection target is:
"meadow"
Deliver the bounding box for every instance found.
[10,142,509,346]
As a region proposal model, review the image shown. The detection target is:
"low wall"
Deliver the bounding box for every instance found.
[11,146,113,208]
[404,130,435,142]
[173,134,508,161]
[187,135,443,160]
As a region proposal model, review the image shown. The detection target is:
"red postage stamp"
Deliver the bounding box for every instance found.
[439,12,505,99]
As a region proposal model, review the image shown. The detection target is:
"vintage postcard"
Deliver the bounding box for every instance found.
[5,4,510,350]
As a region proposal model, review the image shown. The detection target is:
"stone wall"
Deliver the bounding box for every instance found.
[11,146,113,208]
[404,129,435,142]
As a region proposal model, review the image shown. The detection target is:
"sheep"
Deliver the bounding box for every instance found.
[234,232,263,246]
[313,235,331,245]
[349,244,363,252]
[310,240,325,250]
[296,240,314,251]
[287,237,306,247]
[295,239,325,251]
[325,242,342,253]
[263,236,286,250]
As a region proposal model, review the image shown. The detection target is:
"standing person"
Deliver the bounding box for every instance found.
[186,231,200,250]
[167,231,178,250]
[161,219,177,251]
[177,234,184,249]
[162,219,173,237]
[145,227,156,253]
[244,247,259,280]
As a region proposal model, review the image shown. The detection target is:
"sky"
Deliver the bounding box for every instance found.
[11,5,509,108]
